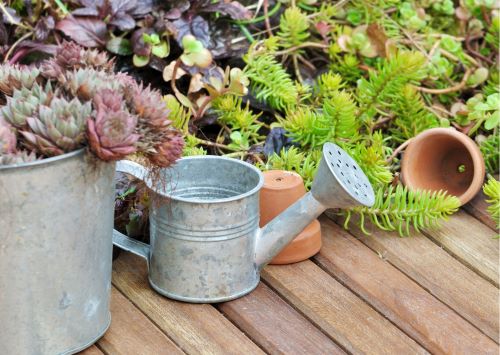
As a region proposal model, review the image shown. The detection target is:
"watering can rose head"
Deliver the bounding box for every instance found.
[0,41,184,168]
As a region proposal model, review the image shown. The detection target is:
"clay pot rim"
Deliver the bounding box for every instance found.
[401,127,485,205]
[262,170,303,190]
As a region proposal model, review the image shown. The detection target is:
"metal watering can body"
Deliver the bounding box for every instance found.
[113,143,375,303]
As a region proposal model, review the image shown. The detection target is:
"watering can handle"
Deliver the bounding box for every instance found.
[112,160,150,263]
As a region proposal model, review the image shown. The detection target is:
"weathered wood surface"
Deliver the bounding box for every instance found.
[315,218,499,353]
[78,345,104,355]
[328,213,499,342]
[112,252,264,355]
[262,260,427,354]
[423,210,499,286]
[464,189,497,230]
[73,192,499,355]
[218,283,345,355]
[97,288,184,355]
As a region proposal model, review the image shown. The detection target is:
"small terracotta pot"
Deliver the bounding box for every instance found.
[400,128,485,205]
[259,170,322,264]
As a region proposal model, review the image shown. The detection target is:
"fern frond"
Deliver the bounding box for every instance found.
[243,51,298,110]
[164,94,191,133]
[390,85,439,142]
[279,107,330,148]
[183,135,207,156]
[342,184,461,237]
[212,96,263,142]
[480,135,499,175]
[261,147,321,189]
[323,90,360,141]
[315,72,345,99]
[277,7,310,51]
[344,132,393,186]
[357,51,427,122]
[483,176,500,230]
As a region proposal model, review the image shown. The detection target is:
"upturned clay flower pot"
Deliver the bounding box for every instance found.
[259,170,322,264]
[401,128,485,205]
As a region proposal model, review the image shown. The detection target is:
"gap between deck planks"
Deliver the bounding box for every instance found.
[218,283,345,354]
[97,287,184,355]
[261,260,427,354]
[327,211,499,343]
[422,210,499,287]
[112,252,264,354]
[464,189,497,231]
[315,217,498,353]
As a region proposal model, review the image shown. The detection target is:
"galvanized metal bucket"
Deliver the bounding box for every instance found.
[0,149,115,355]
[113,143,375,303]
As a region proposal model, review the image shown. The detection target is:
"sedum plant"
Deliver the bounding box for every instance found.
[483,177,500,231]
[0,41,183,167]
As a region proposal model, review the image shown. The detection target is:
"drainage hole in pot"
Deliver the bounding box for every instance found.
[337,163,340,168]
[337,150,341,155]
[340,172,344,176]
[329,151,332,156]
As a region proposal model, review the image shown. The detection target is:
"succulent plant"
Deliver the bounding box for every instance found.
[87,89,140,161]
[0,82,54,129]
[0,42,182,167]
[21,97,90,156]
[0,150,37,166]
[124,82,171,127]
[0,65,40,97]
[41,41,113,80]
[147,131,184,168]
[0,119,16,154]
[62,68,124,102]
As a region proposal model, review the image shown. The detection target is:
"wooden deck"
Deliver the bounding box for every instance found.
[80,192,499,355]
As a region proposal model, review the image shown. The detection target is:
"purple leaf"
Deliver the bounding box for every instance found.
[110,0,137,14]
[202,1,252,20]
[80,0,103,8]
[263,128,295,157]
[173,15,210,49]
[71,7,100,16]
[34,16,55,42]
[56,17,107,47]
[131,28,151,56]
[2,6,21,24]
[129,0,155,17]
[109,13,136,30]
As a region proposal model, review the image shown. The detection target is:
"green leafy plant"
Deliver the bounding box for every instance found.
[341,185,461,236]
[483,176,500,231]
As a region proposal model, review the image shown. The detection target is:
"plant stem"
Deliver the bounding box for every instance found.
[274,42,328,56]
[416,68,472,94]
[386,139,413,163]
[4,32,32,63]
[196,138,240,152]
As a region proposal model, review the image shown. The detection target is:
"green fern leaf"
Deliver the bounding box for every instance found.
[277,7,310,51]
[342,184,461,237]
[483,176,500,230]
[357,51,427,122]
[323,90,360,141]
[389,85,439,142]
[480,135,499,175]
[243,52,299,110]
[279,107,330,148]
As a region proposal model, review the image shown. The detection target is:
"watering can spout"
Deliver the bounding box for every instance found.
[255,143,375,269]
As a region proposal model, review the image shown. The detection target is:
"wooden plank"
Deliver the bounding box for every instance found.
[422,210,499,286]
[463,190,497,231]
[98,287,184,355]
[218,283,345,355]
[327,214,499,342]
[112,252,264,355]
[262,260,427,355]
[315,218,499,354]
[78,345,104,355]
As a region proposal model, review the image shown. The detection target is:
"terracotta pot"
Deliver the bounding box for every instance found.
[401,128,485,205]
[259,170,322,264]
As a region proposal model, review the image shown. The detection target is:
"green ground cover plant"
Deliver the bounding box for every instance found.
[1,0,498,236]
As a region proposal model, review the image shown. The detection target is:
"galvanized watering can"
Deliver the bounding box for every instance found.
[0,149,115,354]
[113,143,375,303]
